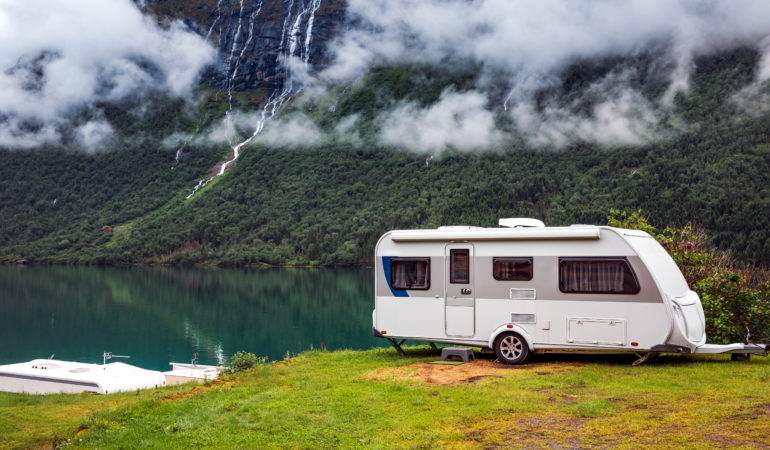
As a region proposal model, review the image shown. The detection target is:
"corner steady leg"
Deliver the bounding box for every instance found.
[632,352,657,366]
[387,338,406,356]
[429,342,438,350]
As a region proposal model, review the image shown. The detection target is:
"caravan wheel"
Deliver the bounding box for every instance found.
[494,332,529,365]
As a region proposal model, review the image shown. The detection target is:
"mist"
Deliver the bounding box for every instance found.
[312,0,770,150]
[0,0,215,150]
[5,0,770,153]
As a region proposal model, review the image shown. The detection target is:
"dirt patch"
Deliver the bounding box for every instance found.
[366,360,579,386]
[727,403,770,422]
[162,378,228,402]
[464,414,588,447]
[554,393,579,404]
[626,403,649,410]
[462,375,501,384]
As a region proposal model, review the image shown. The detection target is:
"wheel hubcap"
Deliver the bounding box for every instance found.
[501,335,523,359]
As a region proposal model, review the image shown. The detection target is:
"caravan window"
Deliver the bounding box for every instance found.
[493,257,533,281]
[450,249,470,284]
[391,258,430,290]
[559,258,640,294]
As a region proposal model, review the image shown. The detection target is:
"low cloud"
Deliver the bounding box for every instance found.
[256,114,323,147]
[76,120,116,151]
[0,0,215,150]
[379,90,501,152]
[317,0,770,149]
[511,89,659,148]
[326,0,770,84]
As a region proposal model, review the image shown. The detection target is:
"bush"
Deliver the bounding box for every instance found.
[222,351,263,375]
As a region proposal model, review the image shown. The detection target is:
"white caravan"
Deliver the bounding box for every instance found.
[372,219,768,365]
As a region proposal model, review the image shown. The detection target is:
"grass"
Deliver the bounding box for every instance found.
[2,347,769,448]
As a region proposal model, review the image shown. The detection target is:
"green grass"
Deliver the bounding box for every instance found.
[2,347,769,448]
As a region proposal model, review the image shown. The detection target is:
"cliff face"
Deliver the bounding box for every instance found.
[139,0,346,90]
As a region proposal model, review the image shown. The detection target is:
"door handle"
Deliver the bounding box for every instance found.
[461,288,472,295]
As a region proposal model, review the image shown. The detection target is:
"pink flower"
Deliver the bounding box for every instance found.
[686,242,694,251]
[682,230,689,236]
[661,240,668,247]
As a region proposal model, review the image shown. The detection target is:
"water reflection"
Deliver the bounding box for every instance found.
[0,266,382,370]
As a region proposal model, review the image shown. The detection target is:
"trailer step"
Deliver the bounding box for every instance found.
[441,347,475,363]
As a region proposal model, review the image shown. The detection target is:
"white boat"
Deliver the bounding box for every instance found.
[163,362,221,385]
[0,358,167,394]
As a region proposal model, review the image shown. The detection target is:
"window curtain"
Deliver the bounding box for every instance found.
[560,260,626,293]
[392,260,428,289]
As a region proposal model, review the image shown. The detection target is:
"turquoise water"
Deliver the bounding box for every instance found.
[0,266,383,371]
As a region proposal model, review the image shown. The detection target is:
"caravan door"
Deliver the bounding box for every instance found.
[445,244,475,337]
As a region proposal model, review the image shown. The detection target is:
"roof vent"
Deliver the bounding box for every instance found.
[499,218,545,228]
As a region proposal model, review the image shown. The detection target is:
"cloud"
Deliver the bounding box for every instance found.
[511,88,659,148]
[76,120,115,151]
[758,36,770,82]
[0,0,215,150]
[379,90,501,152]
[327,0,770,83]
[316,0,770,148]
[256,114,324,147]
[333,114,364,147]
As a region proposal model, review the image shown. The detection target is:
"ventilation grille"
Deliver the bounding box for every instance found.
[511,313,536,323]
[510,288,536,300]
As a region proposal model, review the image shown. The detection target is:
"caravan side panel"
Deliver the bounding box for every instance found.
[374,235,446,340]
[472,230,670,351]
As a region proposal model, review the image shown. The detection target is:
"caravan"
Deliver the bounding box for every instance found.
[372,219,768,364]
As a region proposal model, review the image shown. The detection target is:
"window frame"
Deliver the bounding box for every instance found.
[449,249,470,284]
[390,257,431,290]
[558,257,640,295]
[492,257,534,281]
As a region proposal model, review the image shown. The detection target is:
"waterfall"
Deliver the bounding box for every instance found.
[205,0,224,42]
[278,0,296,55]
[287,4,307,58]
[303,0,322,66]
[187,0,324,200]
[503,89,514,111]
[224,0,245,112]
[233,1,263,85]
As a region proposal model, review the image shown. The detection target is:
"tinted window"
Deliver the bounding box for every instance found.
[493,257,533,281]
[559,258,640,294]
[450,249,469,284]
[391,258,430,290]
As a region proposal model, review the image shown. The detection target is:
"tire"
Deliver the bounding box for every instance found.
[494,332,530,365]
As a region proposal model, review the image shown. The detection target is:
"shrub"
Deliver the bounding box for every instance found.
[222,351,263,375]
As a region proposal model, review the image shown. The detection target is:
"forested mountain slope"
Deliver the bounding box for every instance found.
[1,1,769,267]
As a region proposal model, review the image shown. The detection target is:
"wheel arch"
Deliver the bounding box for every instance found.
[488,324,534,350]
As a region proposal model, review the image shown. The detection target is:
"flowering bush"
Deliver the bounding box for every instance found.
[607,209,770,344]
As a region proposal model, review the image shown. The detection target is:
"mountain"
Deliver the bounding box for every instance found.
[1,1,769,266]
[137,0,346,91]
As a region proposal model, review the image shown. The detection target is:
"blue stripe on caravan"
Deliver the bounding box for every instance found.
[382,256,409,297]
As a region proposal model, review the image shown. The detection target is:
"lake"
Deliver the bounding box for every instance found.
[0,266,384,371]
